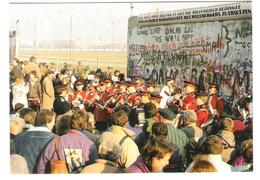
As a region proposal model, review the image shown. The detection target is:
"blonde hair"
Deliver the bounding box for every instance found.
[187,160,217,172]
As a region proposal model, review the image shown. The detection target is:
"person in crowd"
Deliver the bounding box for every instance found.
[186,160,217,172]
[160,77,175,109]
[10,116,25,154]
[134,102,157,150]
[81,112,100,144]
[14,109,56,173]
[41,70,55,110]
[232,139,253,171]
[23,56,41,80]
[10,58,24,83]
[146,82,156,94]
[197,69,208,93]
[208,83,224,118]
[81,140,121,173]
[195,93,210,128]
[38,63,48,78]
[36,109,98,174]
[217,117,236,163]
[186,135,233,172]
[181,110,203,142]
[10,154,29,174]
[53,84,72,116]
[27,70,42,112]
[68,79,86,105]
[150,92,162,110]
[97,110,140,168]
[18,107,36,131]
[12,103,25,115]
[94,81,114,132]
[11,74,29,109]
[111,70,120,82]
[181,81,197,111]
[159,108,189,159]
[125,136,175,173]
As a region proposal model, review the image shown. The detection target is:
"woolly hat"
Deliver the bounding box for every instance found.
[159,108,176,120]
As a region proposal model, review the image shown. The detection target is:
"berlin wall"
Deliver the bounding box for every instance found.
[127,1,252,109]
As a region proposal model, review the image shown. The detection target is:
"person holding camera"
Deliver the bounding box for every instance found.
[160,77,175,109]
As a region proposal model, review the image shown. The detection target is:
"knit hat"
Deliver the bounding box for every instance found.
[159,109,176,120]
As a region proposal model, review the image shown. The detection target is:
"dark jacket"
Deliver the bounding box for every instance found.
[13,126,55,173]
[53,95,72,115]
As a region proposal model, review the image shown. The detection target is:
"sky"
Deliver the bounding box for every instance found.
[9,0,230,46]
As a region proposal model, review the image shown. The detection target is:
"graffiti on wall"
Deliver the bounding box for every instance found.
[127,19,252,109]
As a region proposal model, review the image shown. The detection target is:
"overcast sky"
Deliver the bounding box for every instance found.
[10,1,230,43]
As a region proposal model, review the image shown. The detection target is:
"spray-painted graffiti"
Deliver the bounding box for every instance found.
[127,19,252,108]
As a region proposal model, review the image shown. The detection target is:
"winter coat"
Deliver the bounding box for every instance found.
[36,130,98,173]
[41,76,54,110]
[125,156,149,173]
[97,125,140,168]
[13,126,55,173]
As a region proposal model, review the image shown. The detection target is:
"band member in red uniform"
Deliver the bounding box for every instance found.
[195,93,209,128]
[181,81,197,111]
[126,81,140,107]
[111,82,127,112]
[146,82,156,93]
[150,92,163,122]
[134,75,146,91]
[93,81,112,132]
[208,83,224,118]
[67,80,87,108]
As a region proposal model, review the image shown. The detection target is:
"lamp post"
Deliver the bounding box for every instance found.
[69,16,72,61]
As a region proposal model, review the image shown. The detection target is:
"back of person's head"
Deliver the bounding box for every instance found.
[118,73,125,81]
[144,102,157,119]
[29,56,36,63]
[152,122,168,137]
[10,154,29,174]
[98,141,121,162]
[187,160,217,172]
[18,108,36,125]
[183,110,197,124]
[240,139,253,163]
[55,114,72,135]
[114,70,120,75]
[29,70,37,77]
[86,112,95,129]
[142,136,175,171]
[201,135,223,155]
[112,110,128,127]
[220,117,234,132]
[14,103,24,113]
[71,109,87,131]
[34,109,56,126]
[10,116,25,136]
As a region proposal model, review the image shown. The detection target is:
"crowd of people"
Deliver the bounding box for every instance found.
[9,56,253,173]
